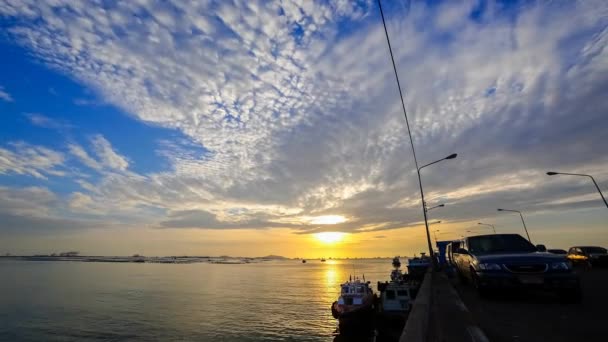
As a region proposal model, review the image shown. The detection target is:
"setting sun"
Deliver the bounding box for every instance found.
[314,232,346,244]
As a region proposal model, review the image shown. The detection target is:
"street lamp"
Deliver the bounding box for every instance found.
[418,154,458,171]
[425,203,445,212]
[497,208,532,243]
[416,154,457,268]
[478,222,497,234]
[546,171,608,208]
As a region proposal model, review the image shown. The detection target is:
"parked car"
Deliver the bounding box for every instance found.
[452,234,581,301]
[547,249,567,255]
[567,246,608,267]
[446,241,460,267]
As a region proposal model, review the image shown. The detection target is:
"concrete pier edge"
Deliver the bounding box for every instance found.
[399,269,489,342]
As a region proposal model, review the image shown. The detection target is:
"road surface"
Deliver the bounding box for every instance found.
[451,267,608,342]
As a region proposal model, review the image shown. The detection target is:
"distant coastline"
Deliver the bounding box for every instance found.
[0,255,395,264]
[0,254,290,264]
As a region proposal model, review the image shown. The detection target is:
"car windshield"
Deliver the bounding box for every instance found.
[468,235,537,255]
[581,247,607,254]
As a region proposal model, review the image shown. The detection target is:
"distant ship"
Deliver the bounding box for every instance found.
[302,259,306,263]
[331,276,375,332]
[320,258,326,262]
[407,253,431,279]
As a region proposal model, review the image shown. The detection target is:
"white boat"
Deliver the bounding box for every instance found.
[376,257,413,340]
[378,257,412,313]
[331,276,375,332]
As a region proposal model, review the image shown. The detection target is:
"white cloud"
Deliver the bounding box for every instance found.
[0,0,607,234]
[90,135,129,171]
[25,112,72,130]
[0,186,57,217]
[0,85,13,102]
[68,143,102,171]
[68,135,130,172]
[0,142,65,179]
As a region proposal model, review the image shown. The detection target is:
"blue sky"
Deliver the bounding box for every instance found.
[0,0,607,256]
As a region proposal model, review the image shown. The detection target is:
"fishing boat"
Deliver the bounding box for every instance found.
[320,258,326,262]
[331,276,375,332]
[376,257,413,340]
[406,252,431,279]
[302,259,306,263]
[377,257,412,313]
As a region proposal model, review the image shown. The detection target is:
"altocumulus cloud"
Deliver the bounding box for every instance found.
[0,0,607,234]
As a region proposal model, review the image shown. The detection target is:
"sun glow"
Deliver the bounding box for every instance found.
[314,232,346,244]
[309,215,347,225]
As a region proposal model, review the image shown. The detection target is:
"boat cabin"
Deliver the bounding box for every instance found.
[380,283,411,312]
[338,280,373,306]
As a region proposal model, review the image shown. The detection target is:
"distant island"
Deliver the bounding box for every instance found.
[259,255,288,260]
[0,252,291,264]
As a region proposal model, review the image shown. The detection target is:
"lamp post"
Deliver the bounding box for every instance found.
[497,208,531,243]
[546,171,608,208]
[426,203,445,212]
[417,154,457,268]
[478,222,497,234]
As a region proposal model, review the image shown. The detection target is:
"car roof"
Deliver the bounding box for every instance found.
[466,233,520,238]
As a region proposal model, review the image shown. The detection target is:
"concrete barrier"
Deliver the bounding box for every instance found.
[400,270,489,342]
[400,269,433,342]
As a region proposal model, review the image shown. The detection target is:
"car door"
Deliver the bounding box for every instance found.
[454,240,470,277]
[459,240,474,281]
[446,243,452,265]
[450,241,460,267]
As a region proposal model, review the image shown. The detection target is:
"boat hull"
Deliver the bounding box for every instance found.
[332,301,375,333]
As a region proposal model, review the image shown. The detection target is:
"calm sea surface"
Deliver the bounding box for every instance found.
[0,259,395,341]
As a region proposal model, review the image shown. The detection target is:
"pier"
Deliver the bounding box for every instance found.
[401,267,608,341]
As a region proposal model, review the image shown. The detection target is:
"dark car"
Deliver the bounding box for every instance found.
[567,246,608,267]
[547,249,567,255]
[446,241,460,267]
[453,234,580,300]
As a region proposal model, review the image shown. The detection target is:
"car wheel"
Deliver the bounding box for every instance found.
[456,267,467,283]
[472,272,490,298]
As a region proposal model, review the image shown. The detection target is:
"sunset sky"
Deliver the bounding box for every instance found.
[1,0,607,258]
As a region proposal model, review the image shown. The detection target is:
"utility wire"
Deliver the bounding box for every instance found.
[378,0,436,263]
[377,0,420,171]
